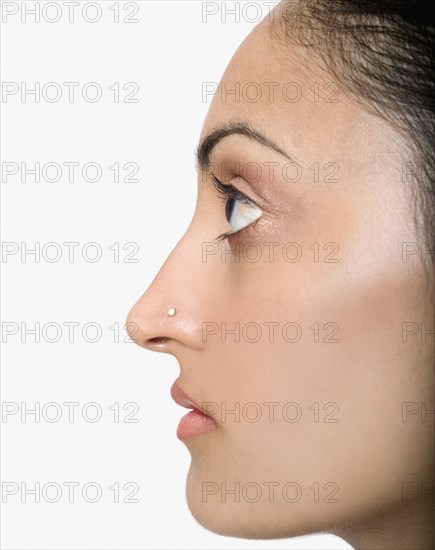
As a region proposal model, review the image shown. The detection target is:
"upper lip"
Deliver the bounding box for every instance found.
[170,381,203,411]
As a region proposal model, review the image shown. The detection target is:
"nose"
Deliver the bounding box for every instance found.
[126,231,214,354]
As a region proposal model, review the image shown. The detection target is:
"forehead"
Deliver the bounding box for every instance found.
[199,16,384,169]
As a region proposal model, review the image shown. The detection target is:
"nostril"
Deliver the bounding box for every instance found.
[143,336,174,352]
[147,337,170,344]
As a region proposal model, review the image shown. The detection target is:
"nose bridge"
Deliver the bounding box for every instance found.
[126,229,221,351]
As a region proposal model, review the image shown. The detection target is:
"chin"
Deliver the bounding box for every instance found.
[185,465,326,540]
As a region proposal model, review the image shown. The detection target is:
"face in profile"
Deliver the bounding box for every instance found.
[127,2,434,548]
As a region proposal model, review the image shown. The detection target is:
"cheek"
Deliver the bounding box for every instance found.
[186,245,432,533]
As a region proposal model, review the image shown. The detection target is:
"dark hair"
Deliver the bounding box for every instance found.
[273,0,434,266]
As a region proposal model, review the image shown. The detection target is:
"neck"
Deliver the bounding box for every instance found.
[333,498,435,550]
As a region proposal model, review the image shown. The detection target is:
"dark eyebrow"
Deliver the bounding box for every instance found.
[195,120,295,173]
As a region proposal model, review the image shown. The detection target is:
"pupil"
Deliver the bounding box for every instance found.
[225,198,236,223]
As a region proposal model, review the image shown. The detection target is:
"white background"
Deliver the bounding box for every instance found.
[1,1,352,548]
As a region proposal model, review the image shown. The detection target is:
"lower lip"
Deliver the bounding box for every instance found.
[177,409,216,440]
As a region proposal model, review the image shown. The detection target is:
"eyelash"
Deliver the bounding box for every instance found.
[210,173,260,243]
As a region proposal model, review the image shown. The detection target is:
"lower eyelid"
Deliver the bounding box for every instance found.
[228,217,263,242]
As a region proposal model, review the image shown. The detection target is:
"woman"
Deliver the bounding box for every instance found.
[127,1,434,548]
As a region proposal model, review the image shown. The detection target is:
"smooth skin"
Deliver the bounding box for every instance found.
[127,3,434,548]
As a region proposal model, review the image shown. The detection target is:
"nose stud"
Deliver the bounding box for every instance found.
[167,307,176,317]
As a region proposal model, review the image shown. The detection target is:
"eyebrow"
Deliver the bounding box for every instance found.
[195,120,295,173]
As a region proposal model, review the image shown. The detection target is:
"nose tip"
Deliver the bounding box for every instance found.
[125,298,204,353]
[126,300,170,351]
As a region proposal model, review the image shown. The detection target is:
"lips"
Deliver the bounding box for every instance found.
[170,381,216,440]
[170,381,201,410]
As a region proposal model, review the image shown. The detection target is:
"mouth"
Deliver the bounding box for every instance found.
[170,381,216,440]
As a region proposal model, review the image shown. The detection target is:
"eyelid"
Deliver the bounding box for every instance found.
[210,173,261,208]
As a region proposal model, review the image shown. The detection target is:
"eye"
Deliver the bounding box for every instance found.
[210,174,262,242]
[225,193,262,232]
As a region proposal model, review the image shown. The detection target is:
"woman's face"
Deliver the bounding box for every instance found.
[127,9,433,541]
